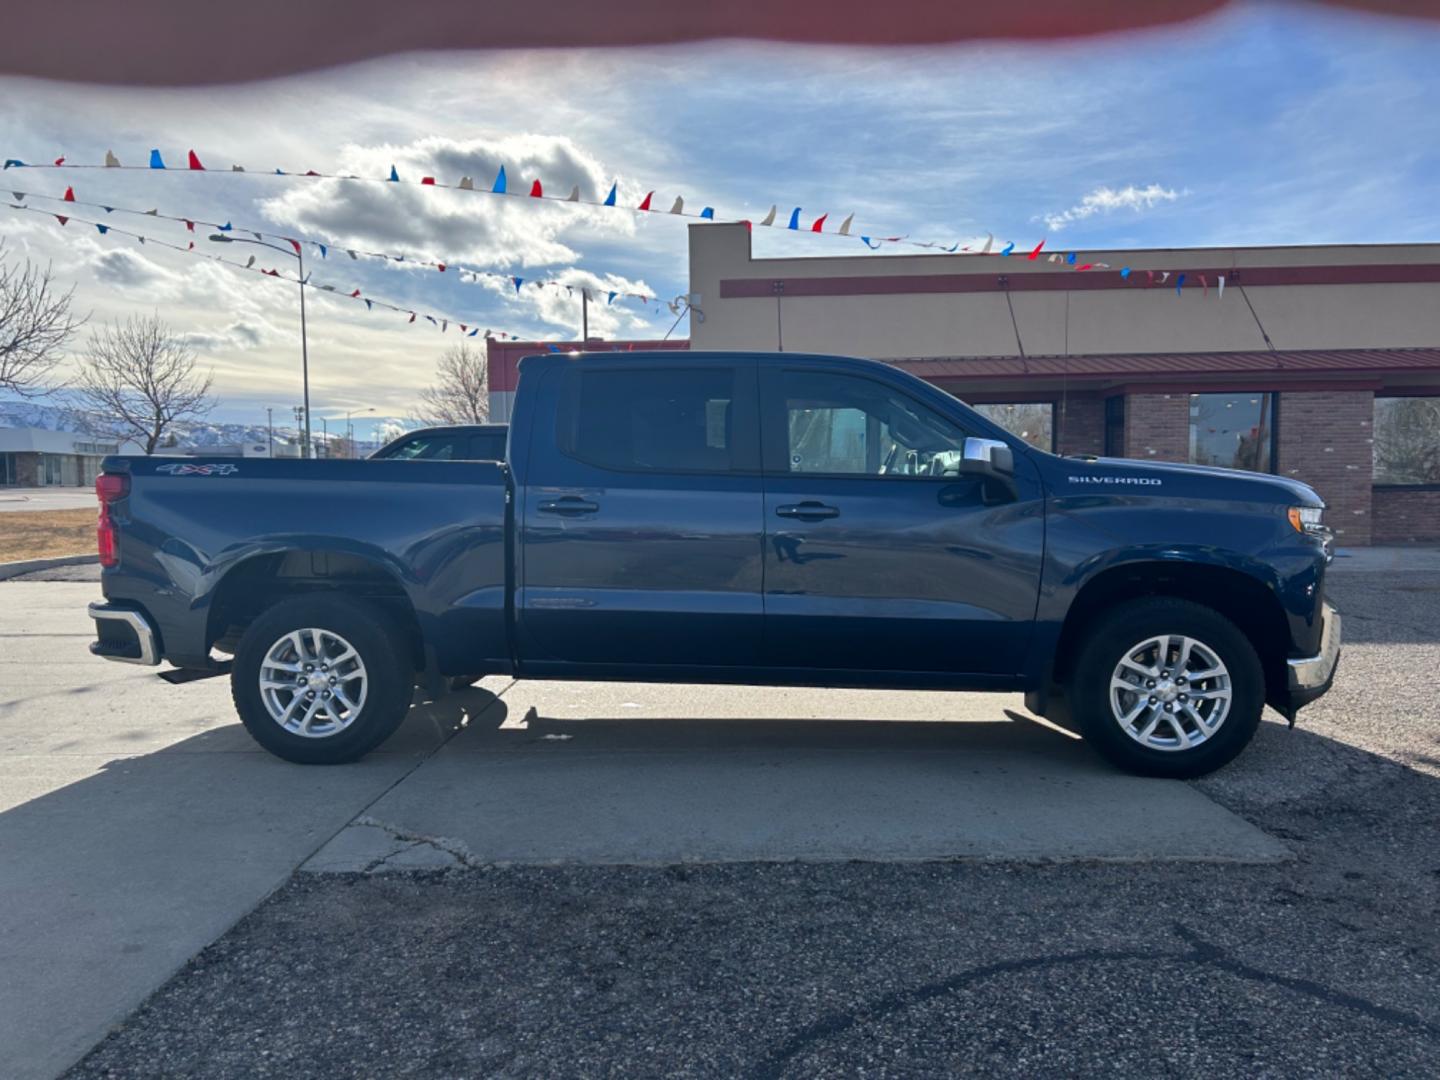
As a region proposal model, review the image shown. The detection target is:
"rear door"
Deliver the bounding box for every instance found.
[759,363,1044,678]
[518,357,764,670]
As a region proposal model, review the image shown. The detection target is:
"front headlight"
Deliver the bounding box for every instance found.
[1287,506,1325,534]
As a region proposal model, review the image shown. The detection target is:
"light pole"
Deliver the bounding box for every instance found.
[265,407,274,457]
[345,407,375,459]
[320,417,328,458]
[210,234,311,458]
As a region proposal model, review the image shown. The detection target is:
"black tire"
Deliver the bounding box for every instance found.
[1069,597,1264,778]
[231,594,414,764]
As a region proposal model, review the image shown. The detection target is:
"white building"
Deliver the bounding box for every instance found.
[0,426,145,487]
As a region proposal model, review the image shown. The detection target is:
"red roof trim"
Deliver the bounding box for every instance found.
[720,263,1440,298]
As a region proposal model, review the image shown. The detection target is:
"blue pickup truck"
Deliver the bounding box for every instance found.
[88,350,1340,777]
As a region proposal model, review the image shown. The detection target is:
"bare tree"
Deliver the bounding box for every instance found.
[0,240,84,398]
[418,343,489,426]
[73,313,217,453]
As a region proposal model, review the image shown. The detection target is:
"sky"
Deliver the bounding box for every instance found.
[1,2,1438,438]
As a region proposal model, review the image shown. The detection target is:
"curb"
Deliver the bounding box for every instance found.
[0,553,100,581]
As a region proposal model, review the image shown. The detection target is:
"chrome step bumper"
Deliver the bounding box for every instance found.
[89,602,160,666]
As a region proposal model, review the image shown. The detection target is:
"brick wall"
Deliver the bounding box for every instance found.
[1276,391,1374,546]
[1372,488,1440,543]
[1124,393,1190,462]
[1055,393,1104,456]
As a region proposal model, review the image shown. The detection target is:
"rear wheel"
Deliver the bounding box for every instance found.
[1069,597,1264,778]
[231,594,414,764]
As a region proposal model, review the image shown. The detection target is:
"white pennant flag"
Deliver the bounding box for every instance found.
[980,234,994,254]
[566,185,580,202]
[1217,275,1226,299]
[759,205,776,227]
[669,196,684,214]
[838,213,854,236]
[104,150,120,167]
[458,177,474,190]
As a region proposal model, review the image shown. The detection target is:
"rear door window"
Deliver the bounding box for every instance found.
[558,367,748,473]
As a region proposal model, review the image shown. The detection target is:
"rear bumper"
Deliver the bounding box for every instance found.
[1287,602,1341,707]
[89,602,160,666]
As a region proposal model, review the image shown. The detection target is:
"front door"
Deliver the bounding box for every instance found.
[519,357,765,671]
[759,365,1044,678]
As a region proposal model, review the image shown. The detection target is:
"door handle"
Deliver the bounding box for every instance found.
[537,497,599,515]
[775,502,839,520]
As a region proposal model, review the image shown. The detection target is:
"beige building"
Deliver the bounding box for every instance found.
[688,223,1440,544]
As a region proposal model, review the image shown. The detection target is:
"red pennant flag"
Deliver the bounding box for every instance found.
[305,170,321,176]
[1028,239,1045,260]
[811,213,828,233]
[437,263,446,272]
[54,156,65,166]
[741,219,752,231]
[1076,263,1094,271]
[187,150,205,171]
[55,213,68,226]
[187,241,194,250]
[183,219,194,232]
[421,177,436,185]
[63,185,75,202]
[264,269,280,277]
[1146,270,1155,285]
[1200,274,1209,296]
[638,191,653,211]
[460,325,467,333]
[530,179,543,197]
[287,238,301,255]
[350,289,361,298]
[408,313,416,323]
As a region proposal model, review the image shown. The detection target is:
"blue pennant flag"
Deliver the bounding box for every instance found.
[316,243,327,258]
[700,207,714,220]
[492,166,507,194]
[468,328,478,336]
[603,182,617,206]
[95,224,108,235]
[2,159,26,169]
[607,291,617,305]
[1176,273,1186,295]
[217,222,232,231]
[102,206,114,213]
[1000,241,1015,256]
[1067,252,1077,264]
[787,208,801,230]
[860,236,882,249]
[148,149,166,169]
[1120,266,1131,278]
[388,165,399,182]
[512,277,523,293]
[547,344,560,353]
[364,299,373,310]
[275,169,285,175]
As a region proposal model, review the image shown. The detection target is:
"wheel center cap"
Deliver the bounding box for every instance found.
[1156,679,1179,702]
[307,673,328,692]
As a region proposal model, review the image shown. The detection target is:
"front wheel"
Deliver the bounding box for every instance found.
[1069,597,1264,778]
[231,594,414,764]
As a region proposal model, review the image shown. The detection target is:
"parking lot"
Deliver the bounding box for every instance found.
[2,555,1438,1077]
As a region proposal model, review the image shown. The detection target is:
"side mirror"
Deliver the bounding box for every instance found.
[963,437,1014,476]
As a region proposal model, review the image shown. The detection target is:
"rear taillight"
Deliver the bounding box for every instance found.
[96,473,129,568]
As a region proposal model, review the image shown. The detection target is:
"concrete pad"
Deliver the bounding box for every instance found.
[0,582,486,1080]
[306,680,1289,870]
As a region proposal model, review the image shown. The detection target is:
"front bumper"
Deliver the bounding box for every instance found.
[89,602,160,666]
[1287,602,1341,707]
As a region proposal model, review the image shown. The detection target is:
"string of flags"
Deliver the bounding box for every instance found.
[5,147,1088,264]
[0,200,550,339]
[7,185,676,313]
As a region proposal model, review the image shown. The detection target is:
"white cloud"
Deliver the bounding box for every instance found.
[1040,184,1183,232]
[258,134,639,270]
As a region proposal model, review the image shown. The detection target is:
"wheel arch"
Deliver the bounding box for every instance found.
[1051,560,1291,707]
[204,548,424,669]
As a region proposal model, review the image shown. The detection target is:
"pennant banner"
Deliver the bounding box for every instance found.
[10,187,672,311]
[11,147,1061,259]
[0,200,553,340]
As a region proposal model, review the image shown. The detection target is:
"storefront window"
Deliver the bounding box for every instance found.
[0,452,15,485]
[1373,396,1440,486]
[971,402,1053,451]
[1189,393,1274,472]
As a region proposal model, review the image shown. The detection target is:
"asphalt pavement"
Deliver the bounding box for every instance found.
[1,558,1436,1077]
[0,487,98,512]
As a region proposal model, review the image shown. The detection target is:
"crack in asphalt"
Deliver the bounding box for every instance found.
[353,815,489,873]
[753,922,1440,1078]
